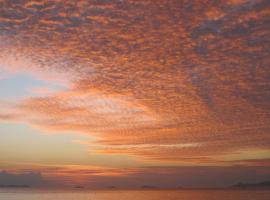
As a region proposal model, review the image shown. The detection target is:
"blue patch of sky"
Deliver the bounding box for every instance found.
[0,72,66,100]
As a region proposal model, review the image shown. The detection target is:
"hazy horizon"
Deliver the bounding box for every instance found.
[1,168,269,189]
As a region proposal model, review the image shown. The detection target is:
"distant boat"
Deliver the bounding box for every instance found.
[141,185,159,189]
[106,186,117,189]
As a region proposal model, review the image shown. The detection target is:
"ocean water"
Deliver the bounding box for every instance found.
[0,188,270,200]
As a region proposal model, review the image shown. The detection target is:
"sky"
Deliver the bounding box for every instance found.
[0,0,270,188]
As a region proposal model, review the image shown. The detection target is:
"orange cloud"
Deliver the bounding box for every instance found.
[0,0,269,166]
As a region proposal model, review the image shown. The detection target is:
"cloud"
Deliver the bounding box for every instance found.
[2,164,270,188]
[0,0,269,165]
[0,171,46,187]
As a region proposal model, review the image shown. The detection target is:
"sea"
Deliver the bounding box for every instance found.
[0,188,269,200]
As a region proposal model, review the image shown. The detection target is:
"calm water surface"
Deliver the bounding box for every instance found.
[0,188,269,200]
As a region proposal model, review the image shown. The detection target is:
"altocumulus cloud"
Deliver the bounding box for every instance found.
[0,0,269,165]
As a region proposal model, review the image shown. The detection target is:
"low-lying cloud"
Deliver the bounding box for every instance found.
[0,171,46,187]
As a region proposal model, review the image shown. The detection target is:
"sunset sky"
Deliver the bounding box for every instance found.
[0,0,270,188]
